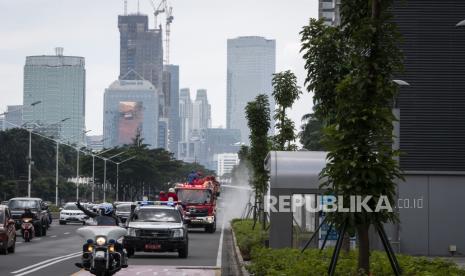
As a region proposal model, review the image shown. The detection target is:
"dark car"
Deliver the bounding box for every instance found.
[8,197,49,236]
[0,205,16,254]
[115,203,131,223]
[123,204,189,258]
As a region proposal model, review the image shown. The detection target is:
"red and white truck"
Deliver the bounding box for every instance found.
[174,177,220,233]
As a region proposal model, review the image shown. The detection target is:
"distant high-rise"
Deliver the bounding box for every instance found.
[86,135,104,152]
[103,80,159,149]
[179,88,193,143]
[215,153,239,177]
[4,105,23,130]
[318,0,341,26]
[227,36,276,144]
[118,14,163,91]
[192,89,211,138]
[164,65,180,156]
[23,48,85,144]
[158,118,168,149]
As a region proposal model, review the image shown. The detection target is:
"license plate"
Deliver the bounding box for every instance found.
[145,244,161,250]
[95,251,105,258]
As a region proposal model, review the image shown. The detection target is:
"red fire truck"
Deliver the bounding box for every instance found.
[175,177,219,233]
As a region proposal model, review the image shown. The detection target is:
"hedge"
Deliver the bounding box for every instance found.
[231,219,465,276]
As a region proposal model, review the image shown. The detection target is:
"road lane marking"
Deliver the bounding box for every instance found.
[11,251,81,274]
[13,253,81,276]
[64,232,70,235]
[35,238,41,241]
[50,235,57,238]
[216,213,226,268]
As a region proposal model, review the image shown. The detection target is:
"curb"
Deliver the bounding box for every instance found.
[231,227,250,276]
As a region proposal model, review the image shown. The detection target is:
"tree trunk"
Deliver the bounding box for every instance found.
[357,224,370,274]
[342,232,351,253]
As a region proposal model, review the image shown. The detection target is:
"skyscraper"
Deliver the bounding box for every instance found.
[318,0,341,26]
[118,14,163,92]
[227,36,276,144]
[179,88,193,143]
[164,65,180,156]
[23,48,85,144]
[103,80,159,149]
[192,89,211,138]
[4,105,23,130]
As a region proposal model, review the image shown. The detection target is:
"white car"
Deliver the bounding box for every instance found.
[59,202,88,225]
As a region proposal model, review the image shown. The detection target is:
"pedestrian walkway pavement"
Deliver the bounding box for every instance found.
[74,265,220,276]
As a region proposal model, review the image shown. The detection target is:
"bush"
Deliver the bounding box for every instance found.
[231,218,268,260]
[247,247,465,276]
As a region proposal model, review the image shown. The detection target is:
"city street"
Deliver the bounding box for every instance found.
[0,196,235,276]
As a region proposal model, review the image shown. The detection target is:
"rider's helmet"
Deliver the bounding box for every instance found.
[99,203,114,216]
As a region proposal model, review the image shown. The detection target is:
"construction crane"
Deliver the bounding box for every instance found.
[148,0,174,64]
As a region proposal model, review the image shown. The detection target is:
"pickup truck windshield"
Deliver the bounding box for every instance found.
[177,189,212,204]
[8,200,40,210]
[132,209,181,223]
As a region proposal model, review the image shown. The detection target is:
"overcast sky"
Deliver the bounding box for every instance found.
[0,0,318,135]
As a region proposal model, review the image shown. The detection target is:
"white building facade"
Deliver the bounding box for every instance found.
[215,153,239,176]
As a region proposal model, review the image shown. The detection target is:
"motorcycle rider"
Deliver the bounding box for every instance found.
[75,201,127,269]
[21,208,36,236]
[21,208,37,220]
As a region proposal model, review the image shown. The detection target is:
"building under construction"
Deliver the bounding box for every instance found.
[118,14,163,93]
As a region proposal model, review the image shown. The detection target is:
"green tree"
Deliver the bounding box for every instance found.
[299,112,324,151]
[271,70,302,151]
[245,94,271,228]
[301,0,403,273]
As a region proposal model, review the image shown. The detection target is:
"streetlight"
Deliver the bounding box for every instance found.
[90,147,112,202]
[75,130,92,201]
[110,156,136,202]
[102,151,126,202]
[24,100,42,198]
[52,117,71,206]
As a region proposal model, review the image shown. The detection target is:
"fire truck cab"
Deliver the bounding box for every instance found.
[175,181,217,233]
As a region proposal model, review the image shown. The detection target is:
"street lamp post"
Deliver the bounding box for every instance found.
[24,100,42,198]
[91,148,112,202]
[52,117,71,206]
[111,156,136,202]
[102,151,126,202]
[73,130,91,202]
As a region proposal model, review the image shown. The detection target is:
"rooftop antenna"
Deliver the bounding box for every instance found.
[124,0,128,15]
[137,0,140,14]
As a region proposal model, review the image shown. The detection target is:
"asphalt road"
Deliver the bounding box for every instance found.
[0,193,243,276]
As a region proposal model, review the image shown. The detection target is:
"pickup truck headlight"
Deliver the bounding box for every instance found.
[173,228,184,238]
[206,216,215,223]
[127,227,137,237]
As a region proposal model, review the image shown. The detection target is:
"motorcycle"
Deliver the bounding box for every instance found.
[76,226,128,276]
[21,218,35,242]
